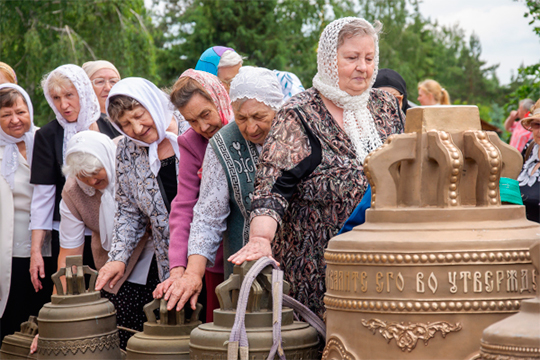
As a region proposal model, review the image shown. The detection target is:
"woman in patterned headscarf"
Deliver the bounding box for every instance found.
[29,64,101,296]
[153,70,233,317]
[229,17,404,319]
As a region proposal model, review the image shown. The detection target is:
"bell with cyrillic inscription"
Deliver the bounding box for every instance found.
[323,106,539,360]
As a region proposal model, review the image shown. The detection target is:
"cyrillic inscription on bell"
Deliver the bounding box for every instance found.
[36,256,121,359]
[323,106,539,360]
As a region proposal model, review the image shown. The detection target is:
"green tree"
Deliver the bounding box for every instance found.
[0,0,158,126]
[151,0,356,88]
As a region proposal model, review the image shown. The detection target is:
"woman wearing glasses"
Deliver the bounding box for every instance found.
[83,60,121,139]
[518,98,540,223]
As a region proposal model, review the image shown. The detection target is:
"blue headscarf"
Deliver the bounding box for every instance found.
[195,46,235,76]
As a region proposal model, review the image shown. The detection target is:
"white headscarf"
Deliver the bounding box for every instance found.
[312,17,383,162]
[43,64,101,163]
[65,131,116,251]
[106,77,179,176]
[230,66,283,111]
[0,83,35,189]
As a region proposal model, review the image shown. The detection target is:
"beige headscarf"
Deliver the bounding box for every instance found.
[82,60,120,79]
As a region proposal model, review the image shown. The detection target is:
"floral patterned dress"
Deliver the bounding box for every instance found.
[250,88,404,319]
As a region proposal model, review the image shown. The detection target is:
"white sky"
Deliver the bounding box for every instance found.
[417,0,540,84]
[145,0,540,85]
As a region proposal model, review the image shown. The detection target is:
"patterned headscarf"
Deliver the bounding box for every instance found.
[179,69,233,126]
[0,83,35,189]
[195,46,236,76]
[106,77,180,177]
[43,64,101,162]
[312,17,382,163]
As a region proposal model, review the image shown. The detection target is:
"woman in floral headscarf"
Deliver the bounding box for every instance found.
[229,17,404,319]
[153,70,233,317]
[29,64,101,295]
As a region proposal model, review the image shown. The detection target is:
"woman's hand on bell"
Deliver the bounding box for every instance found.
[162,270,203,311]
[153,266,185,299]
[95,261,126,290]
[228,236,274,265]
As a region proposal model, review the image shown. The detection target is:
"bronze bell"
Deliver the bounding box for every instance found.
[0,316,38,360]
[323,106,539,360]
[125,298,202,359]
[478,241,540,359]
[35,256,121,359]
[189,261,320,359]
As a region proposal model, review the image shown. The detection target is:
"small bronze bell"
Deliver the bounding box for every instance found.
[189,261,320,360]
[36,256,121,359]
[478,242,540,359]
[125,299,202,359]
[0,316,38,359]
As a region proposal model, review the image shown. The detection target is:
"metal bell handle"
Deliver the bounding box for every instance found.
[143,299,203,325]
[143,298,161,324]
[51,255,99,295]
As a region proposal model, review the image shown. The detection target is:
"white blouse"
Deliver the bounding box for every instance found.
[187,143,261,267]
[12,152,33,258]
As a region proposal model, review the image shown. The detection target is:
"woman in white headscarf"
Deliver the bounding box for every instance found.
[58,131,148,285]
[229,17,404,319]
[94,77,182,348]
[0,84,42,340]
[29,64,101,296]
[158,67,283,320]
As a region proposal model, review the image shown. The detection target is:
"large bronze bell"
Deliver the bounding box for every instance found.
[125,298,202,359]
[189,261,320,359]
[323,106,539,360]
[0,316,38,360]
[36,256,121,359]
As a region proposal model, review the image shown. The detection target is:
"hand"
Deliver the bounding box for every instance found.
[228,236,275,266]
[95,261,126,291]
[30,251,45,292]
[510,110,519,120]
[30,334,38,354]
[162,270,203,311]
[153,266,185,299]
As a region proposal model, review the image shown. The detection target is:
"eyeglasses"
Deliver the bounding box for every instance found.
[92,78,120,87]
[525,121,540,131]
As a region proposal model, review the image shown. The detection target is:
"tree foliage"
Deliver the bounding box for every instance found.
[0,0,158,126]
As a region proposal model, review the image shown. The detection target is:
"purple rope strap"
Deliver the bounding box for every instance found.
[266,269,285,360]
[228,257,279,360]
[283,294,326,340]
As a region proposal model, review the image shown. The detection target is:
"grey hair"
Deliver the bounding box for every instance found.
[337,19,383,48]
[520,99,534,112]
[218,50,243,68]
[62,151,104,178]
[41,70,74,96]
[232,97,280,112]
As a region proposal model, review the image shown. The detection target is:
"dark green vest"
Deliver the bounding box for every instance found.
[210,122,259,277]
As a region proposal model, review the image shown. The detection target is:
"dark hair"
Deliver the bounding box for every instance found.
[107,95,141,125]
[170,76,213,109]
[0,88,28,109]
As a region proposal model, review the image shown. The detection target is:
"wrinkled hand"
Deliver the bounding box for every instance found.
[30,252,45,292]
[160,271,203,311]
[510,110,518,120]
[30,334,38,354]
[228,236,276,266]
[153,266,185,300]
[95,261,126,291]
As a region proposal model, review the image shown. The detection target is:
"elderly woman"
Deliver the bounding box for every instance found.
[160,67,283,317]
[230,17,404,318]
[0,62,17,85]
[0,84,41,340]
[195,46,243,92]
[417,79,450,106]
[153,70,233,317]
[518,99,540,223]
[94,77,181,347]
[82,60,121,138]
[29,64,101,295]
